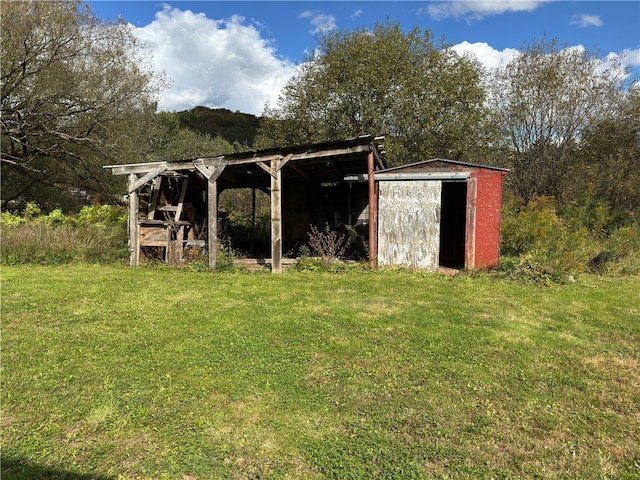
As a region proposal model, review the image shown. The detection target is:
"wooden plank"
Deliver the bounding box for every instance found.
[257,161,275,178]
[208,179,218,270]
[139,224,169,246]
[465,178,477,270]
[271,158,282,273]
[127,174,140,266]
[147,176,162,220]
[276,153,293,171]
[234,258,297,271]
[377,180,442,271]
[174,177,189,222]
[128,165,167,193]
[194,159,227,182]
[368,151,376,269]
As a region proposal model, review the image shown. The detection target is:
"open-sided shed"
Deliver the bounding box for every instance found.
[104,137,507,272]
[105,135,386,272]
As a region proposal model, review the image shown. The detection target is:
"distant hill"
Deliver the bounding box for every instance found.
[176,106,260,147]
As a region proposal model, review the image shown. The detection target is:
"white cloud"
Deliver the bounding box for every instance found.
[606,48,640,75]
[450,41,519,70]
[452,41,638,86]
[133,6,297,115]
[426,0,551,22]
[298,10,337,35]
[570,14,603,28]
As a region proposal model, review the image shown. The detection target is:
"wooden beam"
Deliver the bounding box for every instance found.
[372,143,385,170]
[128,174,140,266]
[104,144,373,176]
[257,161,275,178]
[128,165,167,193]
[368,151,376,269]
[174,177,189,222]
[327,158,343,177]
[194,159,227,182]
[147,176,162,220]
[208,179,218,271]
[276,153,293,171]
[271,158,282,273]
[465,178,477,270]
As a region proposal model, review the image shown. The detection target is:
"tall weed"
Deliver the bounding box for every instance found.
[501,194,640,282]
[1,204,128,265]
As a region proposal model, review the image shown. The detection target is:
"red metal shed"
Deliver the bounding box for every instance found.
[374,159,508,271]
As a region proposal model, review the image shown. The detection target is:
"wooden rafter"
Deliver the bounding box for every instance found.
[194,159,227,183]
[257,161,275,178]
[128,165,167,193]
[276,153,293,171]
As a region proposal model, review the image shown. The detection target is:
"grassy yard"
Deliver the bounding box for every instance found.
[1,265,639,479]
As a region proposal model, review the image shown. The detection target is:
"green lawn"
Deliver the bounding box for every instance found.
[2,265,639,479]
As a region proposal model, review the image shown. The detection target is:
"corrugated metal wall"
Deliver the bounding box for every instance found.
[378,181,442,270]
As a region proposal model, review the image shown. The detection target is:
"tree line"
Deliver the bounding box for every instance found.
[256,22,639,219]
[2,2,638,221]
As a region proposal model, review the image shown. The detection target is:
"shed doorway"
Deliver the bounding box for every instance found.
[439,181,467,269]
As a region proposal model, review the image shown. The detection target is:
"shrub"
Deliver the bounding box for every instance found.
[0,210,26,227]
[500,194,640,282]
[500,195,589,282]
[596,223,640,275]
[0,204,128,265]
[75,204,128,227]
[306,223,350,263]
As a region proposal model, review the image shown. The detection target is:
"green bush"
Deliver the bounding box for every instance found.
[500,195,587,282]
[500,194,640,282]
[596,223,640,275]
[1,204,128,265]
[74,204,128,227]
[0,210,26,227]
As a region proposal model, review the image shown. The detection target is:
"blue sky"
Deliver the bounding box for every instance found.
[89,1,640,115]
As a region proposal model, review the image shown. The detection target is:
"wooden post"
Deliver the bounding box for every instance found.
[251,187,256,255]
[128,174,140,267]
[367,150,377,269]
[271,158,282,273]
[208,179,218,270]
[465,178,477,270]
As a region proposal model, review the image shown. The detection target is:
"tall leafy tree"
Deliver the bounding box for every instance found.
[488,38,627,202]
[256,21,489,166]
[150,112,235,162]
[1,0,164,209]
[571,88,640,216]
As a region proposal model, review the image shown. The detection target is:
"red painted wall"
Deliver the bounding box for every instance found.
[470,169,506,269]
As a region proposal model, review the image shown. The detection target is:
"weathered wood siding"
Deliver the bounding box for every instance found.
[378,181,442,270]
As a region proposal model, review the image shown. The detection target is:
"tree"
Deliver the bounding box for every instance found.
[1,0,164,209]
[256,21,489,166]
[571,88,640,217]
[149,112,235,162]
[488,37,627,202]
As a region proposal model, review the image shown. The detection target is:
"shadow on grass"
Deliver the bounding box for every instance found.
[1,456,115,480]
